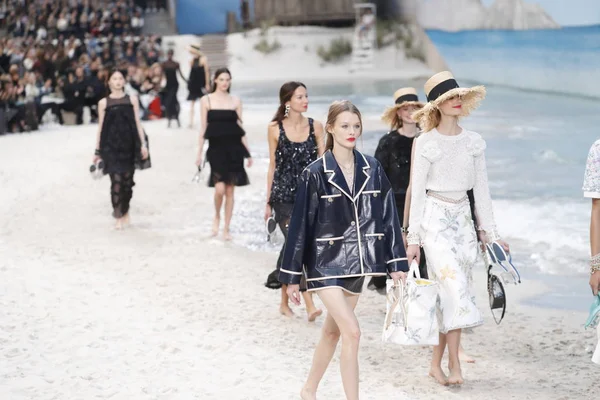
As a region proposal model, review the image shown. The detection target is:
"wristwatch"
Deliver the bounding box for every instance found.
[400,227,408,233]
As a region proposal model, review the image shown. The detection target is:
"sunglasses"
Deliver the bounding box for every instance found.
[485,241,521,285]
[265,209,277,242]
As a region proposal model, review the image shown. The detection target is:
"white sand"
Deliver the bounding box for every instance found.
[1,103,599,400]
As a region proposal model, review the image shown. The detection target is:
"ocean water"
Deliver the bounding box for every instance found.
[426,25,600,99]
[228,25,600,309]
[229,78,599,311]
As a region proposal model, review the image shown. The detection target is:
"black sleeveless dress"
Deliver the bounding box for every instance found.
[204,99,250,187]
[187,57,206,101]
[99,95,151,174]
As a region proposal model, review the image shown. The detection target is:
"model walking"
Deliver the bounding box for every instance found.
[280,101,408,400]
[584,139,600,294]
[195,68,252,241]
[368,87,424,291]
[406,71,509,385]
[263,81,324,321]
[93,69,150,230]
[187,45,210,128]
[162,49,186,128]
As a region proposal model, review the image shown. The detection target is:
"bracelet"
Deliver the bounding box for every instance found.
[400,227,408,233]
[94,149,100,156]
[590,254,600,274]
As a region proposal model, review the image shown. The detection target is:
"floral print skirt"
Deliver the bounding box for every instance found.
[421,195,483,334]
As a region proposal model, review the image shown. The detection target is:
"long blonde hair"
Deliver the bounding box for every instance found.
[325,100,363,151]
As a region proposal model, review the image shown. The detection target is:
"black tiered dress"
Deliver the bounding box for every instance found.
[99,95,151,218]
[204,98,250,187]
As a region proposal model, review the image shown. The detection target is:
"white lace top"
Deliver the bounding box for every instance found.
[407,128,500,245]
[583,139,600,199]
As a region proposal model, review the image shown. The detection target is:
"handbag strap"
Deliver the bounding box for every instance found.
[384,283,408,331]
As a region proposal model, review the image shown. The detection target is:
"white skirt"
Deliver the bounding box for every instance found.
[421,195,483,334]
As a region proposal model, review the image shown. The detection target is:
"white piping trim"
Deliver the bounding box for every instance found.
[323,152,333,172]
[362,190,381,194]
[386,257,408,264]
[327,173,353,202]
[352,168,371,202]
[365,233,384,237]
[280,268,303,275]
[308,286,361,296]
[306,272,387,282]
[359,151,370,170]
[316,236,344,242]
[320,194,341,198]
[353,203,365,275]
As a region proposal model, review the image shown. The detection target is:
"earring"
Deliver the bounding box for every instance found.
[284,104,290,118]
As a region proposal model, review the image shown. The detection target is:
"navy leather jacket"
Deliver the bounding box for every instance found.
[278,150,409,286]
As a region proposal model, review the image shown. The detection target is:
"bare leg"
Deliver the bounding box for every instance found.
[302,289,361,400]
[429,332,449,386]
[302,292,322,322]
[189,100,195,128]
[447,329,464,385]
[459,344,476,363]
[222,185,234,240]
[280,285,294,317]
[212,182,225,236]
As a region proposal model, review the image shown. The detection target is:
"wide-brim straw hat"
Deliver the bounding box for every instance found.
[187,45,203,56]
[381,87,425,126]
[412,71,486,128]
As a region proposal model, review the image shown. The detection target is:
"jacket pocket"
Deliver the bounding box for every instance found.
[318,193,342,224]
[315,236,347,269]
[364,233,386,269]
[362,190,383,220]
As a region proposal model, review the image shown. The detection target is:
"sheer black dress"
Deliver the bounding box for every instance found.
[99,95,151,218]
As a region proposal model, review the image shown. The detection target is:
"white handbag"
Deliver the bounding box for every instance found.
[382,261,440,346]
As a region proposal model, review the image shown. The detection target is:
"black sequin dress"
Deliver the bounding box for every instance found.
[264,118,318,290]
[204,98,250,187]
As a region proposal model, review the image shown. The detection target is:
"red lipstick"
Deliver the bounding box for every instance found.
[348,138,356,142]
[453,105,462,109]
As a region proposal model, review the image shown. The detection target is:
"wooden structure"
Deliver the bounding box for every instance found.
[254,0,356,25]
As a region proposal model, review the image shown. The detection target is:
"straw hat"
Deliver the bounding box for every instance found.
[381,87,425,127]
[412,71,486,132]
[187,45,203,57]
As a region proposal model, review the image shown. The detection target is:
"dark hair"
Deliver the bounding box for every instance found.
[211,67,231,93]
[325,100,363,152]
[271,81,306,122]
[106,68,125,92]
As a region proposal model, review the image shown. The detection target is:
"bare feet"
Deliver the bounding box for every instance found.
[122,213,130,227]
[222,230,232,241]
[448,365,464,385]
[300,386,316,400]
[459,347,476,363]
[429,366,449,386]
[280,305,294,317]
[307,308,323,322]
[211,216,220,237]
[114,218,124,230]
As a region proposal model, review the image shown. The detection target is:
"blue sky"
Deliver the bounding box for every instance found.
[481,0,600,26]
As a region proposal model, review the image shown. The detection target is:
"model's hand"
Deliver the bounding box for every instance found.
[264,204,272,221]
[590,271,600,296]
[92,154,100,164]
[141,146,149,160]
[246,157,253,168]
[195,154,203,167]
[497,239,510,253]
[390,271,407,284]
[406,244,420,265]
[286,284,301,306]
